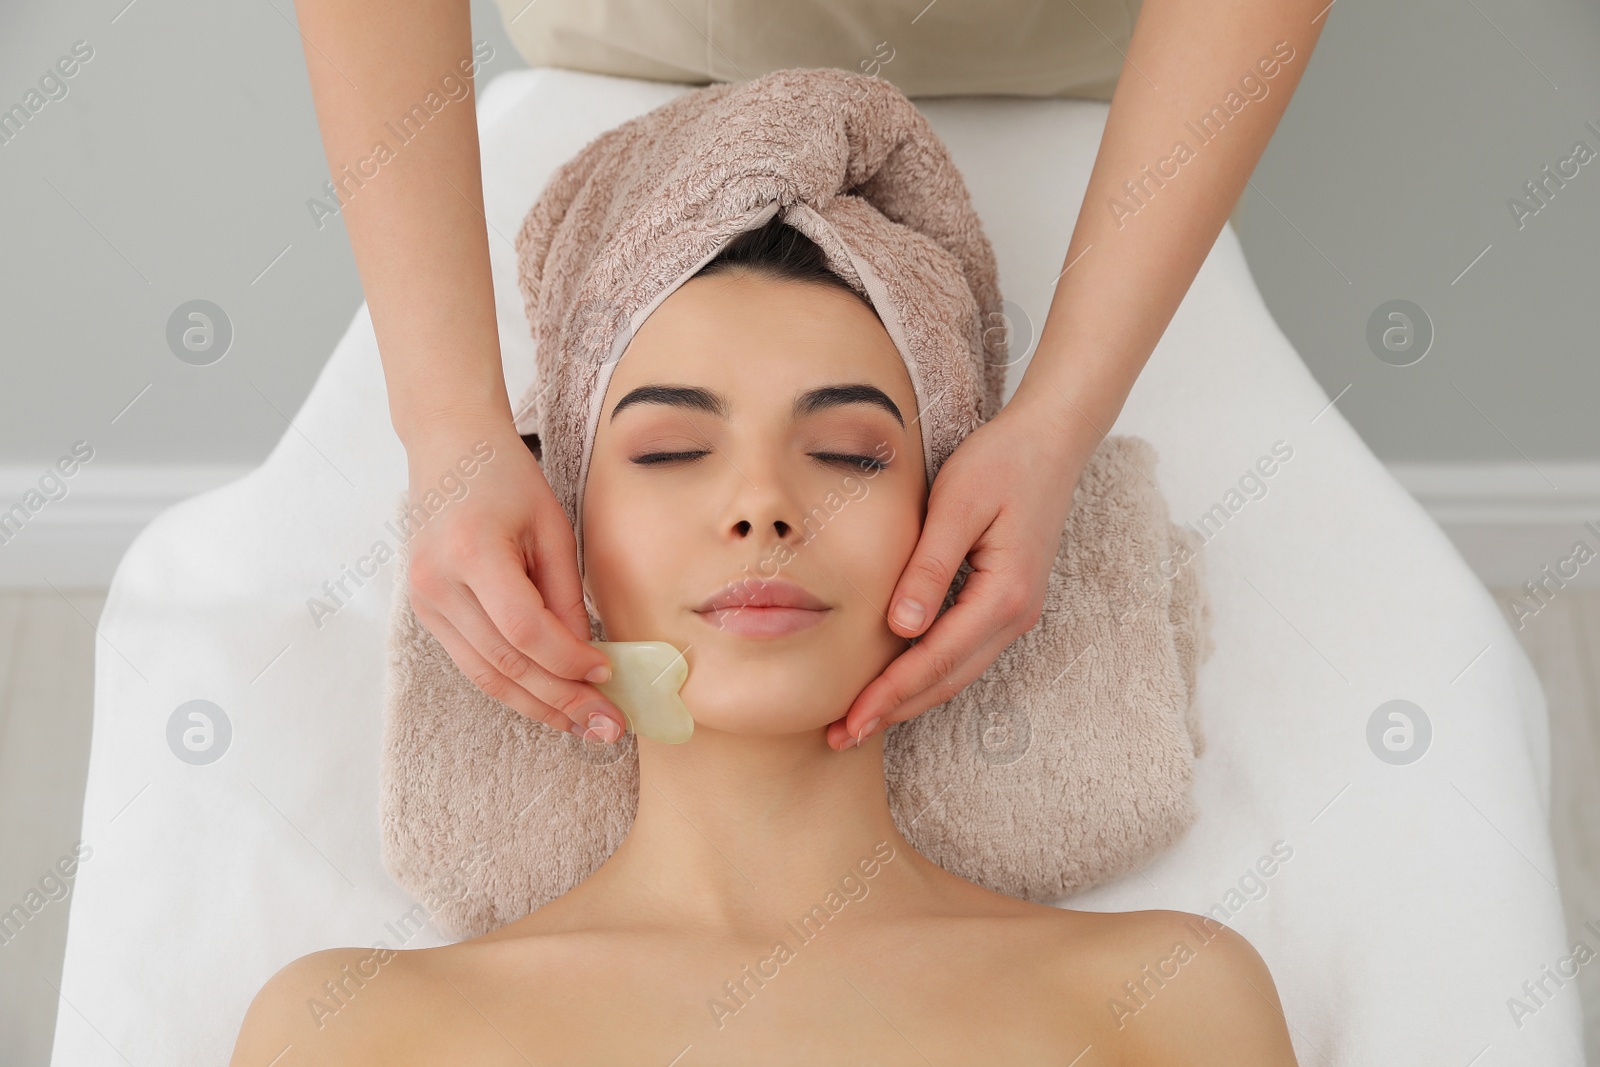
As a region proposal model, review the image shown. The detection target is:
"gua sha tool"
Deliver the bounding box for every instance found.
[587,640,694,744]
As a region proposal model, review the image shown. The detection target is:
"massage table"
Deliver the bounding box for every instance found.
[50,67,1585,1064]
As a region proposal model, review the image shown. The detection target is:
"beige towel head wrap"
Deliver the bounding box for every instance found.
[512,68,999,580]
[381,67,1213,940]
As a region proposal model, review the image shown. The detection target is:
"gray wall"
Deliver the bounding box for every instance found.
[1,0,1595,468]
[0,0,521,467]
[1233,0,1600,463]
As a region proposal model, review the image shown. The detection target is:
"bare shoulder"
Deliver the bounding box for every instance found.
[1062,908,1299,1066]
[229,945,435,1066]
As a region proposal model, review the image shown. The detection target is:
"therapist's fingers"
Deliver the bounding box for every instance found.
[881,482,992,641]
[402,423,624,740]
[413,563,624,737]
[408,597,578,736]
[458,443,613,685]
[827,407,1078,751]
[516,483,601,654]
[467,547,608,687]
[827,568,1038,750]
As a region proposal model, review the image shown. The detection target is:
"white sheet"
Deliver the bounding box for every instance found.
[51,68,1584,1065]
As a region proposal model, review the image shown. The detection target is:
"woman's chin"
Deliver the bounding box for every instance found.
[677,680,847,739]
[600,619,895,739]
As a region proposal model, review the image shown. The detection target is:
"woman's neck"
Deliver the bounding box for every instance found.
[569,727,948,937]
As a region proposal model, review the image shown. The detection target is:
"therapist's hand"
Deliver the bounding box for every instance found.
[403,416,628,743]
[827,395,1090,751]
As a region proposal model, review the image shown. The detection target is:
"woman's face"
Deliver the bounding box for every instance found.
[582,269,927,736]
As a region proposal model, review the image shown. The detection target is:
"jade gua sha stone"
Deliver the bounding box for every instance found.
[587,640,694,744]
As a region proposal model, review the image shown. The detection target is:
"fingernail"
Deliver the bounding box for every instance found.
[586,712,623,744]
[839,734,860,750]
[576,702,623,738]
[857,716,882,742]
[892,599,924,629]
[586,664,612,683]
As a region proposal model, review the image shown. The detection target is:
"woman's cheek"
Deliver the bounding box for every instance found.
[581,492,638,633]
[598,506,697,639]
[824,492,921,632]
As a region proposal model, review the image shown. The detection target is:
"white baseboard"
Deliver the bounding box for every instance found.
[2,461,1597,592]
[0,464,254,589]
[1387,462,1600,590]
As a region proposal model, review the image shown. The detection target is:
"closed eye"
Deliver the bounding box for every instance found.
[627,451,710,467]
[812,451,889,470]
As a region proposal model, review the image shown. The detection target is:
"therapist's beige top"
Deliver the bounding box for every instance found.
[492,0,1144,101]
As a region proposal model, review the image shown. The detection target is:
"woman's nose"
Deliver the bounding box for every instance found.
[720,462,810,547]
[730,513,794,541]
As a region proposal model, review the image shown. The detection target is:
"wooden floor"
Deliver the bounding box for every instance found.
[0,589,102,1067]
[0,587,1595,1064]
[1493,588,1600,1064]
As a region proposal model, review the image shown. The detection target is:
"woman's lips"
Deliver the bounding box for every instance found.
[692,577,831,636]
[695,605,831,637]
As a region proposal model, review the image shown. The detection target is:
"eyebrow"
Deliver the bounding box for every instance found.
[609,383,905,427]
[608,385,729,422]
[796,383,908,425]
